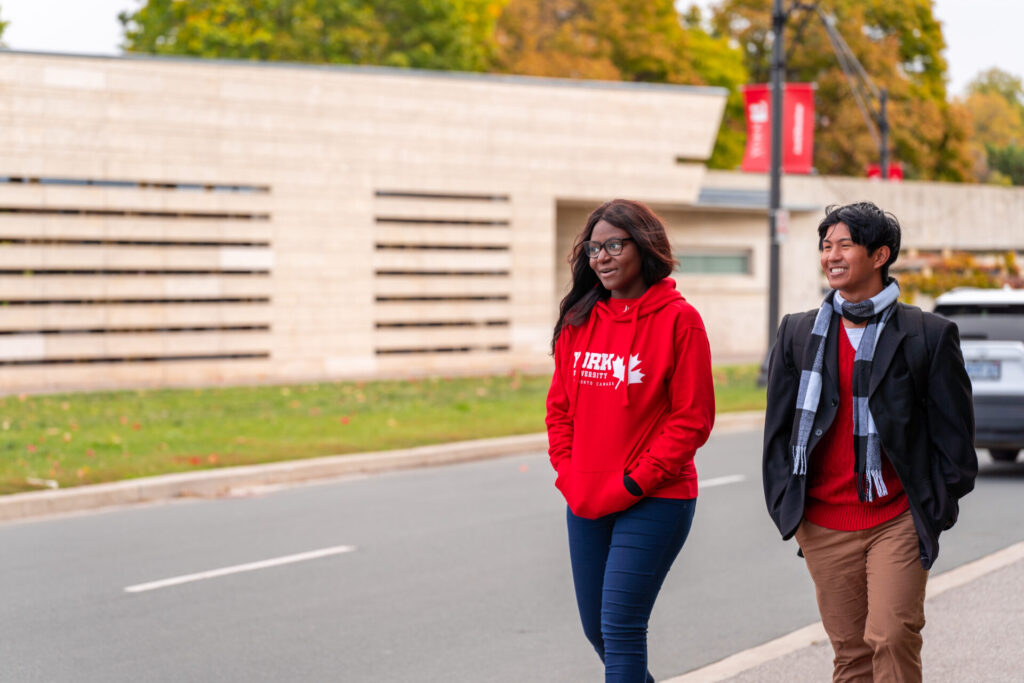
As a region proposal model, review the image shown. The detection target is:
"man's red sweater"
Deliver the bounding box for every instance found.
[804,324,909,530]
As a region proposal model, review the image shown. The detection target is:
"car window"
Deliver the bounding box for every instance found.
[934,303,1024,342]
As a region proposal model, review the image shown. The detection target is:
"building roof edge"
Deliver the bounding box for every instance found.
[0,48,729,97]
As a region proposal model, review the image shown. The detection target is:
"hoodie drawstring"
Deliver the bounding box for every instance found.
[620,302,641,407]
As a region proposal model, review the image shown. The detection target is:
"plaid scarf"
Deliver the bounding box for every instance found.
[792,280,901,502]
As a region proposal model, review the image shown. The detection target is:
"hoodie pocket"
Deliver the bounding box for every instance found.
[564,470,640,519]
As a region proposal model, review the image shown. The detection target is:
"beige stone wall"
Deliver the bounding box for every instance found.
[0,52,726,392]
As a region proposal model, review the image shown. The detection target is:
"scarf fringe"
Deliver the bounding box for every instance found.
[865,469,888,502]
[792,444,807,476]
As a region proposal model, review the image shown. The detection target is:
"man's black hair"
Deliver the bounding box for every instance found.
[817,201,901,283]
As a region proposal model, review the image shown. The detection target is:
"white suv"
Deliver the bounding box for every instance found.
[934,287,1024,463]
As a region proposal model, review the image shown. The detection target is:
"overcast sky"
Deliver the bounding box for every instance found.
[0,0,1020,97]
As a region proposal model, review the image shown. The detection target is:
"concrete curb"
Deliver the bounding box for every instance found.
[0,410,765,523]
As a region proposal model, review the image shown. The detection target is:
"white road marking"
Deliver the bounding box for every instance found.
[124,544,357,594]
[699,474,746,489]
[664,538,1024,682]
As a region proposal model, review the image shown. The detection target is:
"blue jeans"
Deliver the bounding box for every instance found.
[566,496,697,683]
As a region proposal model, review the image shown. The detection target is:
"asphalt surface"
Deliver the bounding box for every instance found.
[2,431,1023,682]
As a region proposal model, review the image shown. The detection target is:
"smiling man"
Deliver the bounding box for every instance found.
[762,202,978,682]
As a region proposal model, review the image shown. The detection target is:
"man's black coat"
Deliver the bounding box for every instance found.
[762,302,977,569]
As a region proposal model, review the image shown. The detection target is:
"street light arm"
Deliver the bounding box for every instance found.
[815,6,884,149]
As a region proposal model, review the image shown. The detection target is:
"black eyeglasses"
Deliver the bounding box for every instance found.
[582,237,634,258]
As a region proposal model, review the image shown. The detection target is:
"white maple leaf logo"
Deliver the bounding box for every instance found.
[611,355,626,387]
[628,354,644,385]
[611,354,644,388]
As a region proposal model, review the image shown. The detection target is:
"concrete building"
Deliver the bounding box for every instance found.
[0,51,1021,392]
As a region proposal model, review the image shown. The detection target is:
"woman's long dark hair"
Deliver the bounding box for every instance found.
[551,199,676,353]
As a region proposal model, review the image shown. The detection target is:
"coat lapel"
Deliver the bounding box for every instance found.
[869,305,907,397]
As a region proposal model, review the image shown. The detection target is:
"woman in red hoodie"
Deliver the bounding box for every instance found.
[547,199,715,682]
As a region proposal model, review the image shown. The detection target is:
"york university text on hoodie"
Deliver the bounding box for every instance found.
[546,278,715,519]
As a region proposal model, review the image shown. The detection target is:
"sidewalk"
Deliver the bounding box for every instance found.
[668,539,1024,682]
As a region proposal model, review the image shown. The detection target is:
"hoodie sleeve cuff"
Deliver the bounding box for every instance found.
[628,459,664,496]
[623,474,643,497]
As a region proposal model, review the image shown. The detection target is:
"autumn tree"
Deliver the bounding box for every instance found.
[962,68,1024,185]
[119,0,506,73]
[711,0,973,181]
[493,0,748,166]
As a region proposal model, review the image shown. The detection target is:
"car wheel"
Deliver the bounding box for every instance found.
[989,449,1020,463]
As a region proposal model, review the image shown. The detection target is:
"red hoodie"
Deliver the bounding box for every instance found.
[546,278,715,519]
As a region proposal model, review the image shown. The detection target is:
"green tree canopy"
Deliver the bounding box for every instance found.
[711,0,973,181]
[119,0,506,72]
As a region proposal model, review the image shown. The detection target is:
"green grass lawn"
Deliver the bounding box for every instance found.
[1,366,765,495]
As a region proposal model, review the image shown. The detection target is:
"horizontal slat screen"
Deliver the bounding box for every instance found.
[0,275,271,299]
[1,175,270,194]
[373,190,512,359]
[0,215,273,242]
[0,174,273,367]
[375,276,511,297]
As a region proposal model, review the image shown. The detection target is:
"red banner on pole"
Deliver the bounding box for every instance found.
[740,83,816,174]
[741,84,771,173]
[783,84,814,174]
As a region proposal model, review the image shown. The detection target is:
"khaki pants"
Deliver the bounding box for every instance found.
[795,511,928,683]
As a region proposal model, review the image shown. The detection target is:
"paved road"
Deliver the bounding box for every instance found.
[2,431,1022,682]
